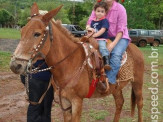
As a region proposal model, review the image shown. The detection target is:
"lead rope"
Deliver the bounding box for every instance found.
[25,74,29,100]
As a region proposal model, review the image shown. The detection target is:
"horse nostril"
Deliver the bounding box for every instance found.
[16,64,22,70]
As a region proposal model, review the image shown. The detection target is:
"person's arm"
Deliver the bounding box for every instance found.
[86,11,96,30]
[107,6,127,52]
[93,19,109,38]
[109,32,123,48]
[93,28,106,37]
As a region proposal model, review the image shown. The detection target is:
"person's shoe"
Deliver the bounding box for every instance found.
[97,81,107,91]
[96,78,109,93]
[103,56,111,70]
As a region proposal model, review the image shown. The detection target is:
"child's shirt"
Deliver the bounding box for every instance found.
[91,18,109,39]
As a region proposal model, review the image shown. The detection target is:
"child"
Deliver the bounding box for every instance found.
[86,1,111,70]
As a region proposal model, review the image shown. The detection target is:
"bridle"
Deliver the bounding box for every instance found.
[11,16,53,74]
[13,15,86,108]
[13,15,94,111]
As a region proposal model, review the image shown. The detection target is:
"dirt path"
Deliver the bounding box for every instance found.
[0,72,27,122]
[0,71,132,122]
[0,39,19,52]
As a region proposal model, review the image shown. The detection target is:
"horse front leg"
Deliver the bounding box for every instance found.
[59,97,72,122]
[71,98,83,122]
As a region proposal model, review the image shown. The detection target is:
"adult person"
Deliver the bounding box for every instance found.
[20,59,53,122]
[86,0,130,85]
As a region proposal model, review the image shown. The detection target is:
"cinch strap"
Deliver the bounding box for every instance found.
[85,79,99,98]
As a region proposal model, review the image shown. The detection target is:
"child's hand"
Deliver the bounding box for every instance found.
[86,27,95,37]
[87,27,95,33]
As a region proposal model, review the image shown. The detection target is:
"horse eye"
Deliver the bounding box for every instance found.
[34,32,41,38]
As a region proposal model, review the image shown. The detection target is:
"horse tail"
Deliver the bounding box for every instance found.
[131,87,136,117]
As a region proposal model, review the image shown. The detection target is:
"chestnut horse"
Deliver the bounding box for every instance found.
[10,3,144,122]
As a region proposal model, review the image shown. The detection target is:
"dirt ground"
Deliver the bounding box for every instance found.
[0,72,27,122]
[0,71,130,122]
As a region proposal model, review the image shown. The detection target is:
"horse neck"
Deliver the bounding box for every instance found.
[46,22,85,82]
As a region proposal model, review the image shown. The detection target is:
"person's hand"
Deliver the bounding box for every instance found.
[107,42,115,52]
[87,27,95,33]
[86,27,95,37]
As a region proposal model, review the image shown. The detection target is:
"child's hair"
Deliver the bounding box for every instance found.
[94,1,108,12]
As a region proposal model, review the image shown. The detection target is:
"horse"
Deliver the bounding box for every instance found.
[10,3,144,122]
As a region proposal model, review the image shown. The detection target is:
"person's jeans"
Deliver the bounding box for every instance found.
[105,38,129,84]
[98,40,110,57]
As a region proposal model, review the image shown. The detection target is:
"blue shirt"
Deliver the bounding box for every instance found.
[32,60,51,81]
[91,18,109,39]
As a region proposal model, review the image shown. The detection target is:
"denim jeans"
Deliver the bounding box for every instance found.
[98,40,110,57]
[105,38,129,84]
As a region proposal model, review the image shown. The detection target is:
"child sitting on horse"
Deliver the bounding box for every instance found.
[86,1,111,71]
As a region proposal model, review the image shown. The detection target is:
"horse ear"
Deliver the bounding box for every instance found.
[30,2,39,17]
[42,5,63,25]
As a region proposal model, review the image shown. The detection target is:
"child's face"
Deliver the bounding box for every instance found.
[95,7,106,20]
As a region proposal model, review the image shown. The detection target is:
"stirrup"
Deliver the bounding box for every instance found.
[97,78,109,93]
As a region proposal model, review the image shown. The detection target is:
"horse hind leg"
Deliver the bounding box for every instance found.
[131,81,143,122]
[112,88,124,122]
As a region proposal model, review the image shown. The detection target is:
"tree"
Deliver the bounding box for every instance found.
[0,9,14,27]
[144,0,163,29]
[67,2,87,25]
[17,8,30,27]
[124,0,155,29]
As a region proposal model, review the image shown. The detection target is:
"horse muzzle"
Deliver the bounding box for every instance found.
[10,57,27,74]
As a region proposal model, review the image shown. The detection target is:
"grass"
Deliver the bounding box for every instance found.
[0,28,20,39]
[0,51,11,71]
[139,45,163,76]
[89,109,109,120]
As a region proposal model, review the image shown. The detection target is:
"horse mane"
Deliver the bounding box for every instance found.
[52,20,80,43]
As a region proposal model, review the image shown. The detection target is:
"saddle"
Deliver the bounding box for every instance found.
[81,36,134,94]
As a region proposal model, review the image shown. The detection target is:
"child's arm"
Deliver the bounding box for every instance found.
[93,28,106,38]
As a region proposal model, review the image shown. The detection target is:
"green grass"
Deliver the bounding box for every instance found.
[89,109,109,120]
[0,28,20,39]
[0,51,11,71]
[139,45,163,64]
[139,45,163,76]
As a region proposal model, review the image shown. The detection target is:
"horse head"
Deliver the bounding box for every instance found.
[10,3,63,74]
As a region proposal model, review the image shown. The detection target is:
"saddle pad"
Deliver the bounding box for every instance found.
[117,51,134,82]
[121,51,127,66]
[82,42,134,82]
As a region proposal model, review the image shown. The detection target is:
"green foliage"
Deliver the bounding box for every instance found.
[0,0,162,29]
[144,0,163,29]
[124,0,155,29]
[0,9,15,27]
[79,17,88,29]
[67,3,88,25]
[17,8,30,26]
